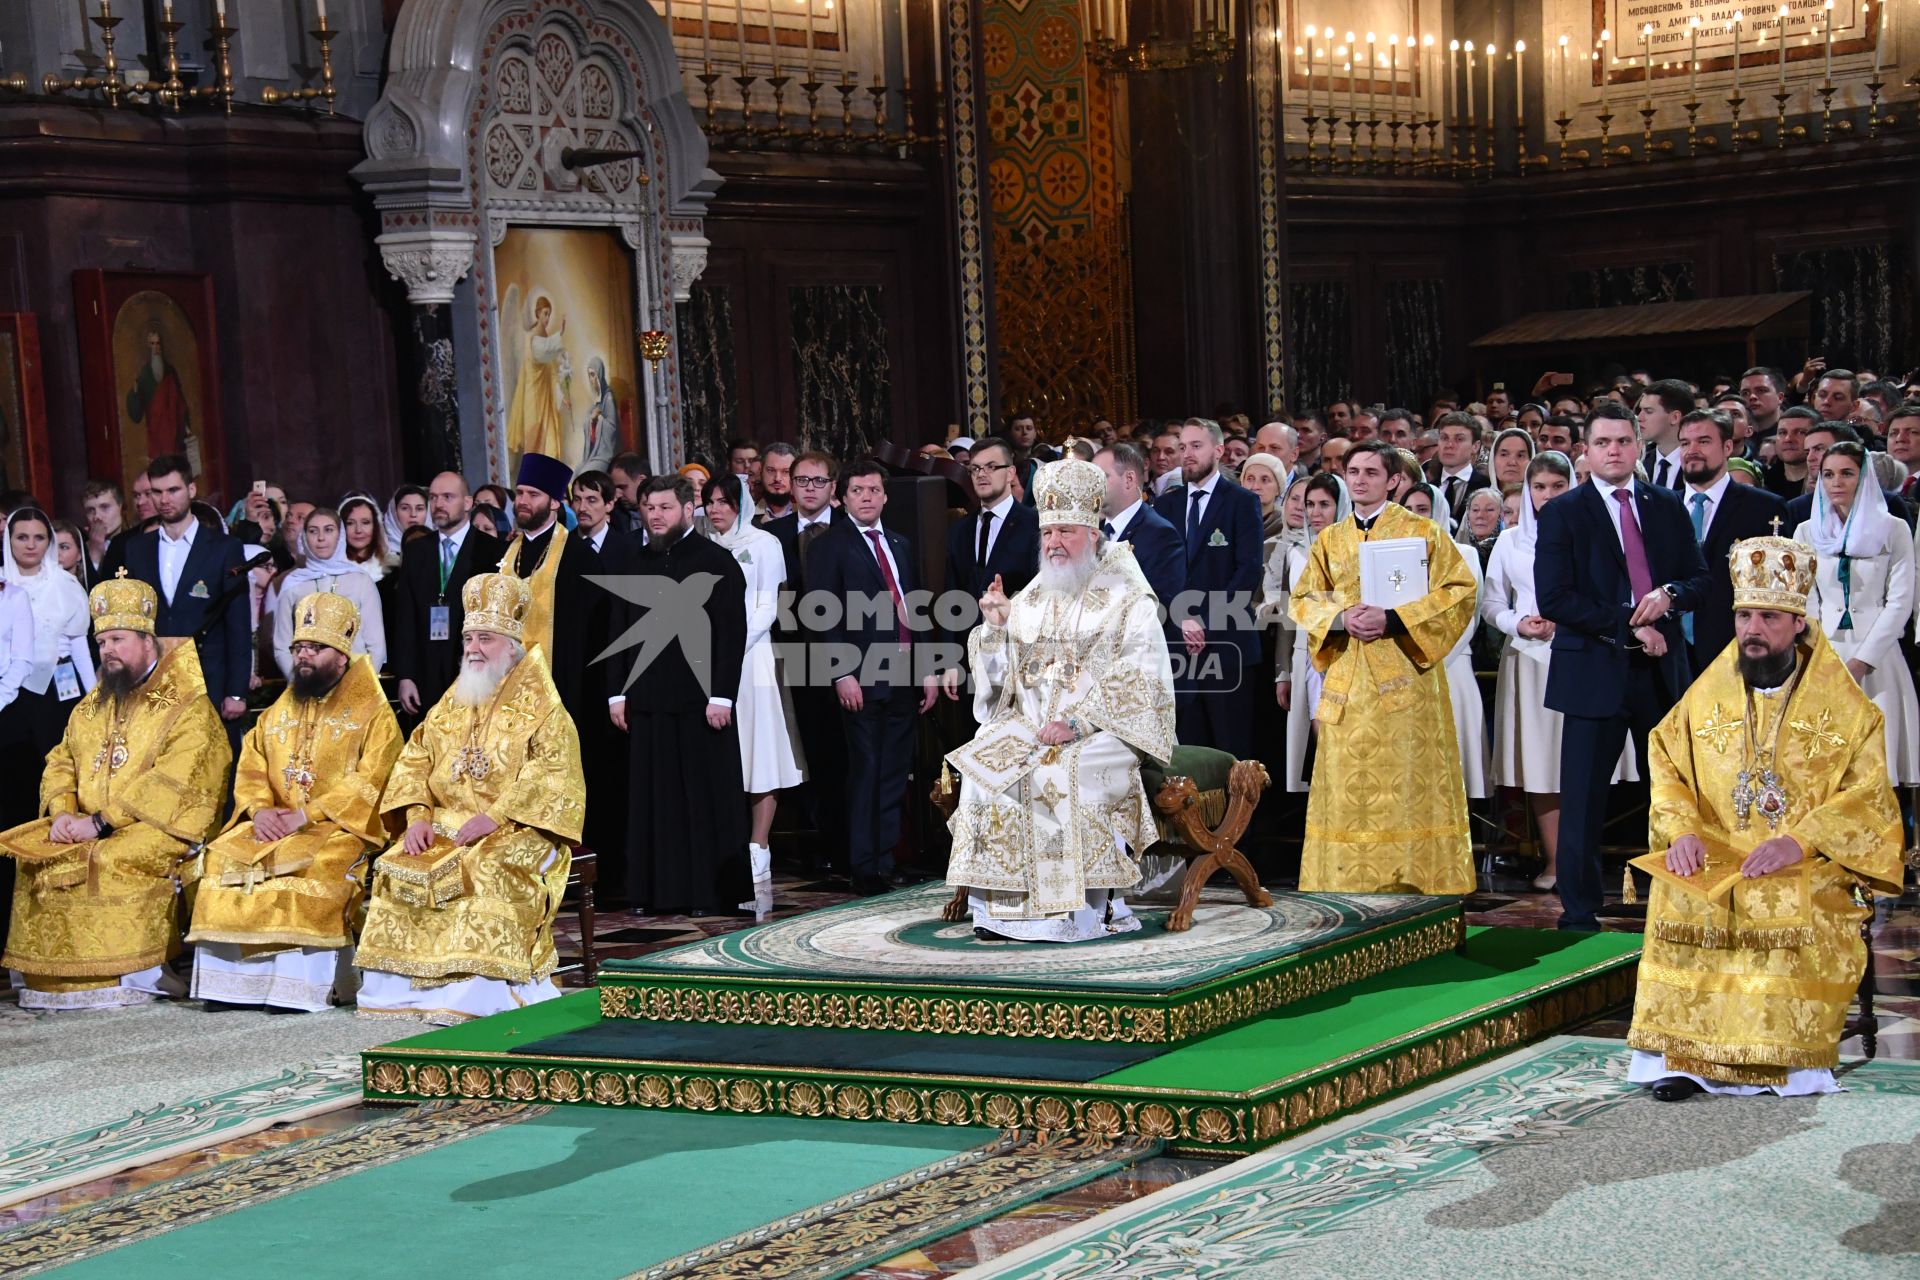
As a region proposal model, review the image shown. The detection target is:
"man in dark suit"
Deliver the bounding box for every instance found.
[1424,412,1492,523]
[1536,406,1711,932]
[1676,410,1787,673]
[765,451,848,872]
[806,459,936,894]
[391,470,507,724]
[1095,442,1184,613]
[1781,420,1916,531]
[120,454,250,742]
[1636,378,1695,490]
[1152,419,1263,756]
[939,437,1040,706]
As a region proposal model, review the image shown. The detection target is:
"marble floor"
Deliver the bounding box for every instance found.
[9,863,1917,1279]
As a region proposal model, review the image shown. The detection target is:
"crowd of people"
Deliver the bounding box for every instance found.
[0,357,1915,1034]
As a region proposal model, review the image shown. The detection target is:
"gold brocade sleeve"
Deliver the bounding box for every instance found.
[112,699,233,844]
[1646,696,1710,855]
[489,705,584,846]
[378,717,439,819]
[1287,529,1352,672]
[1792,699,1905,895]
[307,704,406,848]
[39,709,86,819]
[226,721,278,827]
[1077,590,1178,764]
[1390,519,1477,670]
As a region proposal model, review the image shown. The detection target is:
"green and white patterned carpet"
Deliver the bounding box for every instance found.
[966,1037,1920,1279]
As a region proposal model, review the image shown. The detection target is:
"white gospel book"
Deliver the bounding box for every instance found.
[1358,538,1429,608]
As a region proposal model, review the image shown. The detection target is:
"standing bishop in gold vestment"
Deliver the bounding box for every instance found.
[1,571,231,1010]
[1627,535,1903,1099]
[186,593,404,1012]
[356,572,583,1023]
[1287,442,1478,895]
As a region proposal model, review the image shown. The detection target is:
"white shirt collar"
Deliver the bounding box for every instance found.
[1354,501,1391,523]
[1592,474,1637,502]
[1685,470,1733,507]
[157,519,198,547]
[852,517,885,536]
[1442,464,1475,483]
[1108,497,1144,536]
[439,520,469,546]
[797,507,832,529]
[1186,469,1220,498]
[982,493,1016,521]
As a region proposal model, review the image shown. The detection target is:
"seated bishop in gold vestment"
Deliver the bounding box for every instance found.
[186,593,404,1012]
[1,571,231,1010]
[356,572,584,1024]
[1287,444,1478,895]
[1627,535,1904,1099]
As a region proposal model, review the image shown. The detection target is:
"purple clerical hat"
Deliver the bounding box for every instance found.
[516,452,572,502]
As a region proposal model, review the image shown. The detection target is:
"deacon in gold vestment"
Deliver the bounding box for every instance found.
[946,459,1177,942]
[1,572,231,1010]
[186,593,404,1011]
[356,572,583,1023]
[1627,535,1903,1099]
[1287,443,1478,894]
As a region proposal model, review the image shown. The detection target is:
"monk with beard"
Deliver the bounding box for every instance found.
[356,572,584,1023]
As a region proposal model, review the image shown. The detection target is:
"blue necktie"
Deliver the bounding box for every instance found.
[1681,492,1707,644]
[1187,488,1205,554]
[1100,519,1115,539]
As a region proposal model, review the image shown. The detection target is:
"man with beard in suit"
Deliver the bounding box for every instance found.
[1674,410,1787,673]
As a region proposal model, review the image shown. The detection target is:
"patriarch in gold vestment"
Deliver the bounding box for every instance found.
[1,571,231,1010]
[356,572,583,1024]
[186,593,404,1011]
[1627,535,1903,1098]
[945,459,1177,942]
[1287,443,1478,895]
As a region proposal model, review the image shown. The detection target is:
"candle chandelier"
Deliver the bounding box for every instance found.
[1087,0,1237,74]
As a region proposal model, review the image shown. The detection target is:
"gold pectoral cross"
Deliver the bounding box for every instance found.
[1692,702,1743,755]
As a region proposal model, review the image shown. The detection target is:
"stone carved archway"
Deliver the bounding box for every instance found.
[357,0,718,477]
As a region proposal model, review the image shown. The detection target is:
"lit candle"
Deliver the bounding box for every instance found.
[1822,0,1833,84]
[1875,0,1885,73]
[1305,26,1317,116]
[1642,22,1653,108]
[1366,32,1376,120]
[1557,33,1568,113]
[1689,16,1698,96]
[214,0,225,22]
[736,0,747,66]
[1449,38,1460,126]
[1388,34,1398,124]
[1345,32,1356,121]
[1598,27,1609,112]
[315,0,326,24]
[703,0,712,66]
[163,0,173,17]
[897,0,909,85]
[1778,4,1788,91]
[1732,11,1742,95]
[1422,34,1434,121]
[1514,39,1524,119]
[1464,39,1475,125]
[1485,41,1495,122]
[764,0,778,76]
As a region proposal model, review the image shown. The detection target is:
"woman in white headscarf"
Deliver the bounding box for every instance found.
[702,473,807,917]
[1280,473,1350,793]
[271,505,387,678]
[1796,441,1919,783]
[1483,452,1636,892]
[1405,482,1487,802]
[338,494,390,583]
[0,509,93,832]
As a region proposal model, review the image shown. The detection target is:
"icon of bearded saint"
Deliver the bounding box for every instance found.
[126,321,190,459]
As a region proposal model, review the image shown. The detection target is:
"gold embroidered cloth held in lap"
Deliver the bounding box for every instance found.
[186,654,404,951]
[0,643,231,986]
[1626,627,1904,1078]
[356,646,583,986]
[1288,506,1477,894]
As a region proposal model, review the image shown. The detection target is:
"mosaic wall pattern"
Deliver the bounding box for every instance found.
[675,282,736,467]
[982,0,1132,429]
[1773,242,1909,378]
[790,284,892,456]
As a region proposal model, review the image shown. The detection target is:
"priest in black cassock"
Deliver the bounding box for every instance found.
[607,474,748,914]
[499,451,618,856]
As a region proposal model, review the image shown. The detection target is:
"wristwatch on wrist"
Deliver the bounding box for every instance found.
[1660,583,1679,600]
[92,814,112,839]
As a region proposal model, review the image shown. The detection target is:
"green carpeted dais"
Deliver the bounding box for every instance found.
[0,1104,1156,1280]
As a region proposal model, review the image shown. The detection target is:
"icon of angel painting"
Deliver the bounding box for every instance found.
[502,285,573,461]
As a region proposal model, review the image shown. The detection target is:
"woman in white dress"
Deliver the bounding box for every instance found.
[1279,473,1350,792]
[1404,482,1487,800]
[272,506,387,678]
[702,474,807,916]
[1796,441,1919,784]
[0,509,94,830]
[1483,451,1637,891]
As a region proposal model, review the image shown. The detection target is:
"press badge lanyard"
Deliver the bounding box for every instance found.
[430,534,456,641]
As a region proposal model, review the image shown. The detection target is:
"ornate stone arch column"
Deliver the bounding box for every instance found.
[356,0,718,479]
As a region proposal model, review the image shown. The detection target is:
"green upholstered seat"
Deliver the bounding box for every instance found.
[1140,745,1238,798]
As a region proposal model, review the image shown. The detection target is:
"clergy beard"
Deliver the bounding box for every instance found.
[148,352,166,382]
[290,661,346,702]
[451,645,522,707]
[1036,540,1099,595]
[97,657,149,709]
[1736,640,1800,690]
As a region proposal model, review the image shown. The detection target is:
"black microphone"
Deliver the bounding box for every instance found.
[229,550,274,577]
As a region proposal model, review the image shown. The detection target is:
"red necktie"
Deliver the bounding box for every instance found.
[866,529,910,646]
[1611,487,1654,603]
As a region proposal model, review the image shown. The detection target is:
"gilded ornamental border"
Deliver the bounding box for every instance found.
[595,913,1465,1047]
[362,955,1635,1155]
